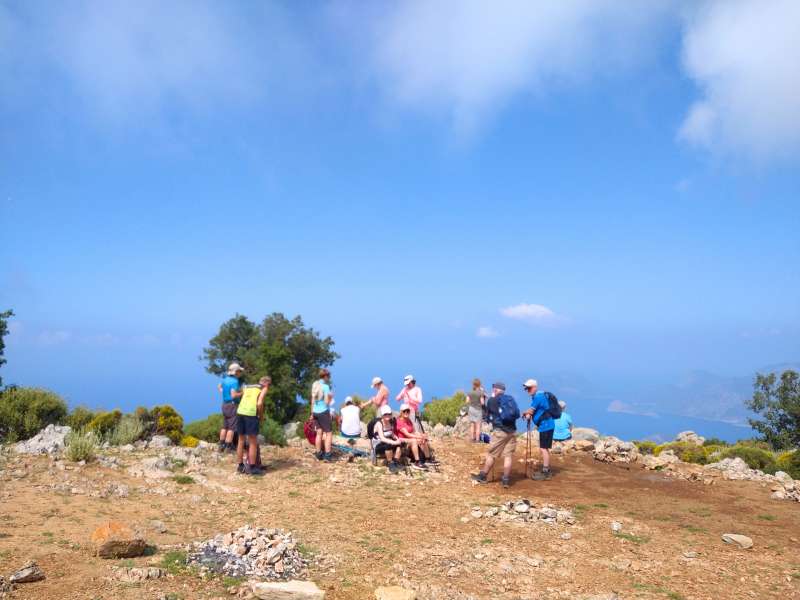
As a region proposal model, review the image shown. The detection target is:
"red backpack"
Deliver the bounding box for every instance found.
[303,418,317,445]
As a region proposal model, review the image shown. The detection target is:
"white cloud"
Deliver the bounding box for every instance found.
[500,303,561,325]
[678,0,800,162]
[367,0,671,136]
[37,330,72,346]
[476,326,499,338]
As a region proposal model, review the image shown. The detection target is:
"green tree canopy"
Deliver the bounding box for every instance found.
[0,309,13,388]
[746,369,800,450]
[202,313,339,423]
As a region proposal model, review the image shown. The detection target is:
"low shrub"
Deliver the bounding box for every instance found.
[702,444,726,461]
[776,450,800,479]
[260,417,286,447]
[151,405,184,444]
[735,439,773,451]
[634,441,657,455]
[654,441,711,464]
[87,409,122,437]
[719,445,777,473]
[0,387,68,443]
[185,414,224,442]
[66,406,96,431]
[422,391,466,426]
[107,415,145,446]
[134,406,155,432]
[357,397,377,424]
[702,437,730,447]
[65,430,98,462]
[180,435,200,448]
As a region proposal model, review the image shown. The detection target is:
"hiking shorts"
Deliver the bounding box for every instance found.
[468,406,483,423]
[539,429,554,450]
[313,411,332,433]
[236,415,260,436]
[488,429,517,458]
[222,402,238,431]
[375,441,399,455]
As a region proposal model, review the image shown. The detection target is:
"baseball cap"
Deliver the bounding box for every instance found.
[344,396,354,405]
[523,379,538,389]
[403,374,415,385]
[399,403,411,412]
[492,382,506,391]
[227,363,244,375]
[371,376,383,387]
[380,405,392,416]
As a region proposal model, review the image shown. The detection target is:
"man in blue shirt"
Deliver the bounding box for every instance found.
[218,363,244,452]
[522,378,555,480]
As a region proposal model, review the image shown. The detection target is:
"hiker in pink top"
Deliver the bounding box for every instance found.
[396,374,423,428]
[370,376,389,412]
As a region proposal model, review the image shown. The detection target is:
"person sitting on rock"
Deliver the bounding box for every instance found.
[552,400,573,443]
[395,404,438,469]
[339,396,362,443]
[236,376,271,475]
[374,405,402,474]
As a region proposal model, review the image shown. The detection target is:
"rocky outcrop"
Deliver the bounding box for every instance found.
[642,450,680,470]
[13,425,71,455]
[675,431,705,446]
[593,437,639,463]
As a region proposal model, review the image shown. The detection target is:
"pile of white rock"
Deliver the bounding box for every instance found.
[187,525,308,580]
[704,457,799,502]
[13,424,72,455]
[468,499,576,526]
[592,437,640,464]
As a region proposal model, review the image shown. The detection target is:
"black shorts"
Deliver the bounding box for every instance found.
[539,429,554,450]
[222,402,238,430]
[375,442,398,455]
[313,411,332,433]
[236,415,260,436]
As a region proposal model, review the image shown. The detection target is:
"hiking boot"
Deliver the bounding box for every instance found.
[531,469,552,481]
[314,451,324,461]
[410,461,427,471]
[218,441,227,453]
[426,457,440,466]
[322,452,333,462]
[237,463,245,473]
[471,472,488,484]
[501,476,511,489]
[248,466,265,476]
[388,461,400,474]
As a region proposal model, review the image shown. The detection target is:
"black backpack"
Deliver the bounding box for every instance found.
[366,417,380,439]
[534,391,562,426]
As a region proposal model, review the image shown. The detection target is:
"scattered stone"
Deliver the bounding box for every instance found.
[251,580,325,600]
[91,522,147,558]
[111,566,165,582]
[118,444,135,453]
[148,435,173,448]
[470,508,483,519]
[675,431,705,446]
[9,561,45,583]
[374,585,417,600]
[593,436,640,464]
[0,576,13,593]
[470,499,575,527]
[611,521,623,533]
[682,551,698,559]
[610,557,631,571]
[513,500,530,513]
[13,425,71,455]
[642,451,680,470]
[722,533,753,549]
[188,525,308,581]
[149,520,167,533]
[560,533,572,540]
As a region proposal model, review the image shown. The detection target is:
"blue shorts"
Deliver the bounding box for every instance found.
[236,415,260,436]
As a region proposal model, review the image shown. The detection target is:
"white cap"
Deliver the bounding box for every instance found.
[399,403,411,412]
[371,376,383,387]
[227,363,244,375]
[380,404,392,416]
[558,400,566,409]
[523,378,538,389]
[344,396,354,405]
[404,374,414,385]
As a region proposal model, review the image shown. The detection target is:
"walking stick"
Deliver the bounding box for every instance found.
[525,419,532,479]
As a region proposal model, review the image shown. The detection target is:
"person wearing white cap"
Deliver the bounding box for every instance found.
[339,396,362,440]
[395,375,423,429]
[217,363,244,452]
[396,404,438,469]
[522,378,558,480]
[373,404,402,474]
[368,376,389,415]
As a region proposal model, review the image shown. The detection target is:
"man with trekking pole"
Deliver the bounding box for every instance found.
[471,382,520,488]
[522,378,558,480]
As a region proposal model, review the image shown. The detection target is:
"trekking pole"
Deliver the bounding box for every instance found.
[525,419,532,479]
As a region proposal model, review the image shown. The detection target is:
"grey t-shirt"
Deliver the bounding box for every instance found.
[466,390,483,410]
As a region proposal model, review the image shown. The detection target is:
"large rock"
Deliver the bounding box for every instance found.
[148,435,172,448]
[675,431,705,446]
[375,586,417,600]
[13,424,72,455]
[722,533,753,549]
[91,522,147,558]
[9,561,45,583]
[572,428,600,442]
[642,450,679,470]
[251,580,325,599]
[283,422,300,440]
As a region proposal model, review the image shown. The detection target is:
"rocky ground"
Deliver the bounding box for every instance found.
[1,426,799,600]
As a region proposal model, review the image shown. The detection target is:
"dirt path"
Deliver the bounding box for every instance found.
[1,439,798,600]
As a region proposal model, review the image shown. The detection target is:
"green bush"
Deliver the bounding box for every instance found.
[260,417,286,447]
[134,406,155,432]
[776,450,800,479]
[185,414,224,442]
[720,445,777,473]
[654,441,711,464]
[87,410,122,437]
[702,444,726,461]
[422,391,466,426]
[151,405,184,443]
[65,430,98,462]
[106,415,145,446]
[634,441,657,455]
[66,406,96,431]
[0,387,68,443]
[702,437,730,447]
[735,438,773,451]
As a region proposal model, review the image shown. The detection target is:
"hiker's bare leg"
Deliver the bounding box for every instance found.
[315,428,323,453]
[541,448,550,470]
[236,436,246,464]
[219,428,227,443]
[502,455,513,478]
[394,447,402,461]
[324,431,332,453]
[409,441,420,461]
[482,454,495,474]
[225,429,234,444]
[247,435,258,465]
[384,450,393,462]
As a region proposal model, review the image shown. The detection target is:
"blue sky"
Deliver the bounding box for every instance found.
[1,1,798,430]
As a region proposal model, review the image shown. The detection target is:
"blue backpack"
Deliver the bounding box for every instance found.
[497,394,520,425]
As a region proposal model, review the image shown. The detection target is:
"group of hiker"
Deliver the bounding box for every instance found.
[217,363,573,486]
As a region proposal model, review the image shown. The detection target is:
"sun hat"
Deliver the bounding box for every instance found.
[371,376,383,387]
[403,374,414,385]
[380,405,392,416]
[344,396,354,405]
[492,382,506,391]
[399,403,411,412]
[523,378,538,389]
[227,363,244,375]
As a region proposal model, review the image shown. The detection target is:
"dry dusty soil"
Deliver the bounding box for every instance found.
[1,438,799,600]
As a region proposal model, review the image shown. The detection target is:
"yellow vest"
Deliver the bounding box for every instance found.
[237,385,261,417]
